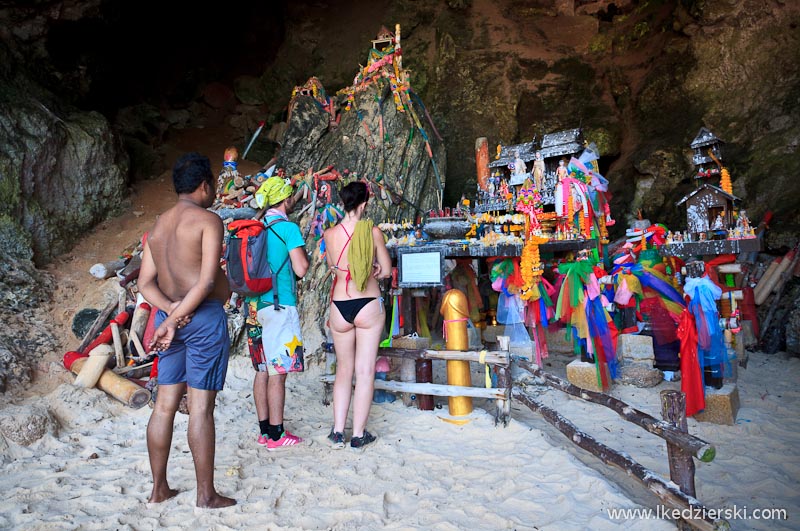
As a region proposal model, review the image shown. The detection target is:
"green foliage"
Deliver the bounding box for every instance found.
[632,21,650,40]
[589,34,613,55]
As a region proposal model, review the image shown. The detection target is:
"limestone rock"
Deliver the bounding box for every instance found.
[618,364,663,388]
[617,334,655,362]
[0,405,54,446]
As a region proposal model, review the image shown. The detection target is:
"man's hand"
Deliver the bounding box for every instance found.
[150,319,178,353]
[167,300,194,329]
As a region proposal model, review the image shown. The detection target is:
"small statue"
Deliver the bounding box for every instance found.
[666,231,674,244]
[512,150,526,176]
[509,150,527,185]
[556,159,568,182]
[532,151,545,191]
[712,211,725,230]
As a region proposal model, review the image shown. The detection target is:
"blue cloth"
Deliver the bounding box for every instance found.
[684,276,732,379]
[255,214,305,307]
[155,300,230,390]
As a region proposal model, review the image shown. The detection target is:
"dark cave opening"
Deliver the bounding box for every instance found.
[44,1,287,116]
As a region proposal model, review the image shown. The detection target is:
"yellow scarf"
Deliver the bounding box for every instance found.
[348,220,375,292]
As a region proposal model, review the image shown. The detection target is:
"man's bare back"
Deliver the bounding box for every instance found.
[147,200,228,304]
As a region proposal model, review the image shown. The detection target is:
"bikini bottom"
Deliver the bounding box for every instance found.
[332,297,376,325]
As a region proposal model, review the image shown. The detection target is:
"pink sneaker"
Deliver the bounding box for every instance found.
[266,431,304,451]
[257,434,269,446]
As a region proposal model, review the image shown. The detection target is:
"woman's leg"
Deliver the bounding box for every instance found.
[330,304,355,434]
[351,299,385,437]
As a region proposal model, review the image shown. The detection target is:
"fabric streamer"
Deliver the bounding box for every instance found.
[677,307,705,416]
[684,276,733,380]
[556,260,618,388]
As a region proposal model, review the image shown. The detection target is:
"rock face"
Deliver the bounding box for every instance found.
[0,42,126,390]
[278,85,445,357]
[0,73,129,265]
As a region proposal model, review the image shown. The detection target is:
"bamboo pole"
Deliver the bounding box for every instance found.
[513,390,729,531]
[520,362,716,462]
[68,357,151,408]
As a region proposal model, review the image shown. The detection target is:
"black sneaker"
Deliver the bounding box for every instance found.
[327,429,345,449]
[350,431,376,449]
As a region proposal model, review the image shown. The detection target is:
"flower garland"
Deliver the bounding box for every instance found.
[520,235,549,301]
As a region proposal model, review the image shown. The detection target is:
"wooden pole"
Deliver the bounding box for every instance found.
[76,299,118,353]
[320,375,507,400]
[89,258,128,280]
[520,362,715,462]
[400,359,416,407]
[494,364,511,426]
[513,390,729,531]
[415,360,434,410]
[378,347,509,365]
[760,247,800,340]
[128,298,151,356]
[661,390,696,497]
[110,323,125,369]
[73,345,114,388]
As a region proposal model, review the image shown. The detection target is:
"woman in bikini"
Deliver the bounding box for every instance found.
[323,182,392,449]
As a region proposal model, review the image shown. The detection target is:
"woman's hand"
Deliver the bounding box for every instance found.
[372,262,383,279]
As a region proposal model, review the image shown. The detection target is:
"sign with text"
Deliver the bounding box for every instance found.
[398,246,445,288]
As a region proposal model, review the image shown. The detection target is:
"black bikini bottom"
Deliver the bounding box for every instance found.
[333,298,376,324]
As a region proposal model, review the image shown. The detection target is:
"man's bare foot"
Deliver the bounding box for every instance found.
[148,486,179,503]
[197,493,237,508]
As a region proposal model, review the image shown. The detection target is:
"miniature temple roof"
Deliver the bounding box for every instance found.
[690,127,723,149]
[676,183,740,206]
[488,139,537,168]
[372,26,395,50]
[538,128,584,160]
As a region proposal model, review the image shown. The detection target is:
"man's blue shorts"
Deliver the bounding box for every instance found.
[154,300,230,391]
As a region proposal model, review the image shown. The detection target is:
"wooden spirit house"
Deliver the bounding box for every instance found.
[676,183,739,235]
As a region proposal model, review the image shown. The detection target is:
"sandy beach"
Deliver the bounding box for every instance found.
[0,344,797,530]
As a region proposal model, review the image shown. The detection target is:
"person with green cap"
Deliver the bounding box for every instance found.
[245,175,309,450]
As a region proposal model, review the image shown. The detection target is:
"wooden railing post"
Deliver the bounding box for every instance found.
[661,389,696,497]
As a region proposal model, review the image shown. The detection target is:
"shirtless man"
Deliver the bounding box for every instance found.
[138,152,235,508]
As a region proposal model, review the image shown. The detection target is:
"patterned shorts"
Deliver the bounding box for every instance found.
[246,300,304,376]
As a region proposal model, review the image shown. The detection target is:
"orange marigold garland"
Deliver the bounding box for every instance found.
[520,235,549,301]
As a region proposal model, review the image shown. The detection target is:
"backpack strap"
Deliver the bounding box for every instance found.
[264,218,291,309]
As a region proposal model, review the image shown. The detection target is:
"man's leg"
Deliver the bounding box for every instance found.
[267,373,287,425]
[147,383,185,503]
[186,387,236,508]
[253,371,269,435]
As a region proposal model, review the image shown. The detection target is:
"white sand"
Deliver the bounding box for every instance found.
[0,355,682,531]
[518,349,800,531]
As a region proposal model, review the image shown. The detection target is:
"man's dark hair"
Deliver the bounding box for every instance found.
[173,152,213,194]
[340,181,368,212]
